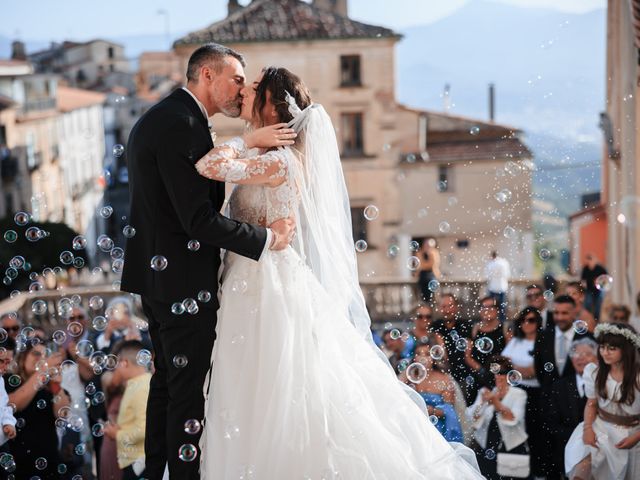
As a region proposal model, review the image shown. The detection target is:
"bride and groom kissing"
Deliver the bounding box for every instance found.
[121,43,484,479]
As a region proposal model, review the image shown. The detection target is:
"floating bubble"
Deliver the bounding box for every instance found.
[75,443,86,456]
[92,423,105,437]
[9,256,25,269]
[409,241,420,252]
[151,255,168,271]
[14,212,30,226]
[136,349,152,367]
[406,256,421,271]
[7,375,21,388]
[198,290,212,303]
[363,205,379,221]
[171,303,185,315]
[223,424,240,440]
[0,329,6,343]
[31,300,47,315]
[52,330,67,345]
[71,235,87,250]
[437,180,448,191]
[110,247,124,260]
[448,196,458,206]
[184,419,202,435]
[76,340,94,358]
[474,337,494,354]
[67,321,83,337]
[182,298,199,315]
[123,225,136,238]
[231,334,245,345]
[429,415,439,425]
[438,221,451,233]
[85,383,97,395]
[429,345,445,361]
[428,279,440,292]
[503,226,517,239]
[573,320,588,335]
[507,370,522,386]
[539,248,551,261]
[112,144,125,157]
[485,449,496,460]
[3,230,17,243]
[406,362,428,384]
[187,240,200,251]
[73,257,85,269]
[58,463,68,474]
[89,296,104,310]
[59,251,74,265]
[98,206,113,219]
[4,268,17,280]
[178,444,198,462]
[389,329,401,340]
[456,338,468,351]
[35,457,48,470]
[36,399,47,409]
[594,274,613,292]
[469,126,480,135]
[406,153,416,163]
[387,245,399,257]
[97,235,114,252]
[544,362,555,372]
[417,208,428,218]
[355,240,368,253]
[111,259,124,274]
[543,290,555,301]
[173,355,188,368]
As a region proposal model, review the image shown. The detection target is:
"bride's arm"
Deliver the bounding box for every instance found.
[196,139,288,187]
[195,123,295,187]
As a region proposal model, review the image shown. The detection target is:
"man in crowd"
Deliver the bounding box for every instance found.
[580,253,608,320]
[526,284,554,331]
[484,251,510,322]
[0,313,21,341]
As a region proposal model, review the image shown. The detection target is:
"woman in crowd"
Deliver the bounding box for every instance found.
[415,238,441,304]
[501,307,545,479]
[408,339,464,442]
[466,355,529,480]
[565,323,640,479]
[6,342,70,478]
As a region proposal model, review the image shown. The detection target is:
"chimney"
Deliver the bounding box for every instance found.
[488,83,495,122]
[314,0,348,17]
[228,0,242,16]
[11,40,26,61]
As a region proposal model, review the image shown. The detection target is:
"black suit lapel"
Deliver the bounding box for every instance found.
[169,88,211,134]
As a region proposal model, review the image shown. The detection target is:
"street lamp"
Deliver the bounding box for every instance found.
[157,9,170,50]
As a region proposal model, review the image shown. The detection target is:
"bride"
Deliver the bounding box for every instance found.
[194,66,483,479]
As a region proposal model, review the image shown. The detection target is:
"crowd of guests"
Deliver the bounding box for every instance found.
[0,297,152,479]
[379,279,640,480]
[0,255,638,479]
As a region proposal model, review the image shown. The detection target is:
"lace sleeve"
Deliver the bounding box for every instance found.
[195,137,288,186]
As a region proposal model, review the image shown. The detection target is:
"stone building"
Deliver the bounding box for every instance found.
[169,0,534,283]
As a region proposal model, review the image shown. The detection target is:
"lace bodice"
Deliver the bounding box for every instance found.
[195,137,298,226]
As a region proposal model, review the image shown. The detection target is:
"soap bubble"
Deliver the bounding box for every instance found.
[469,126,480,135]
[387,245,399,257]
[406,362,428,384]
[543,290,555,301]
[474,337,494,354]
[178,444,198,462]
[406,256,421,271]
[573,320,588,335]
[507,370,522,386]
[184,419,202,435]
[539,248,551,261]
[98,206,113,218]
[173,355,188,368]
[409,240,420,252]
[187,240,200,251]
[428,279,440,292]
[171,303,185,315]
[92,316,108,331]
[355,240,368,252]
[429,345,445,361]
[363,205,379,221]
[31,300,47,315]
[3,230,17,243]
[123,225,136,238]
[112,144,125,157]
[438,221,451,233]
[151,255,168,271]
[594,274,613,292]
[136,349,152,367]
[14,212,30,226]
[89,296,104,310]
[72,236,87,250]
[197,290,212,303]
[97,235,114,252]
[59,251,74,265]
[544,362,555,372]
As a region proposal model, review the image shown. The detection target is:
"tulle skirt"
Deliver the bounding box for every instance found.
[200,248,483,479]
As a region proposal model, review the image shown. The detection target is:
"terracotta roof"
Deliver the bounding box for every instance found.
[56,86,106,112]
[399,108,532,164]
[174,0,400,46]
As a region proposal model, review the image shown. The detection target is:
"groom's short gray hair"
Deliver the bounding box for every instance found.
[187,43,246,82]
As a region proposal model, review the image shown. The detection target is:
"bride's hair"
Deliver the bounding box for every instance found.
[253,66,312,127]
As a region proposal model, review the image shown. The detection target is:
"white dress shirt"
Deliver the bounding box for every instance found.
[484,257,510,293]
[576,373,586,398]
[182,87,273,256]
[554,326,575,375]
[501,338,540,388]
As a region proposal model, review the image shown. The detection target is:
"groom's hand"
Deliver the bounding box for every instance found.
[269,217,296,251]
[244,124,297,149]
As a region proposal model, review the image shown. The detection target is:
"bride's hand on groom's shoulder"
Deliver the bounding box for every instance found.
[243,123,297,150]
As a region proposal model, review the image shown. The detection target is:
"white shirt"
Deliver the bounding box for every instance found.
[501,338,540,388]
[484,257,510,293]
[540,308,550,329]
[555,326,575,374]
[0,376,16,447]
[182,87,272,256]
[576,373,586,398]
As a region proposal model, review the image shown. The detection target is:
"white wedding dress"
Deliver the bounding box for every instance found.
[197,105,483,480]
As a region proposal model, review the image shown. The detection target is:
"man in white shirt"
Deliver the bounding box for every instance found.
[484,251,510,322]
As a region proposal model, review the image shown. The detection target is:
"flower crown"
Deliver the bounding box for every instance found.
[594,323,640,349]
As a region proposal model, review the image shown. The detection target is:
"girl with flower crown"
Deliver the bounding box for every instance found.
[564,323,640,479]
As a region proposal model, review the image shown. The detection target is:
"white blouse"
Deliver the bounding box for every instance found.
[501,338,540,388]
[583,362,640,416]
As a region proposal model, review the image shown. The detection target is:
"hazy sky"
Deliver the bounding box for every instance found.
[2,0,606,41]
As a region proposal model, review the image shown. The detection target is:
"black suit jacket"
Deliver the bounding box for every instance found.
[549,375,588,472]
[121,88,267,307]
[533,328,592,390]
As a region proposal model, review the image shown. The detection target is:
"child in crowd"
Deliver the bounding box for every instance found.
[565,323,640,479]
[0,338,16,447]
[103,340,151,480]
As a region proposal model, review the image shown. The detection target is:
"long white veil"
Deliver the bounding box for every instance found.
[285,94,428,412]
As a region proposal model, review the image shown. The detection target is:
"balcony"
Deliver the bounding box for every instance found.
[21,97,57,115]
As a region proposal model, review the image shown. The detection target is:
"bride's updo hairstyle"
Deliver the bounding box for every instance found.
[252,66,312,127]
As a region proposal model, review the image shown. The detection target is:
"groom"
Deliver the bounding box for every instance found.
[121,43,294,479]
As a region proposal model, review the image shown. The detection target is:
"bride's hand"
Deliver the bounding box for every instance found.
[243,124,297,149]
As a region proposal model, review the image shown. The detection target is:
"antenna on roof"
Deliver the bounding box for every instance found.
[443,83,451,113]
